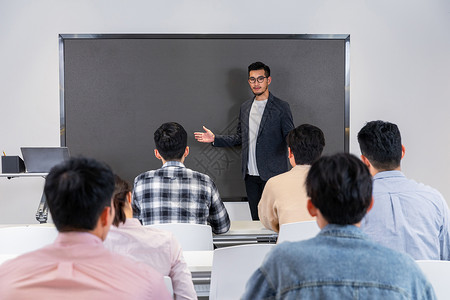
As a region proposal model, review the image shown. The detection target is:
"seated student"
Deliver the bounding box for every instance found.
[242,153,436,299]
[0,157,170,300]
[133,122,230,234]
[358,120,450,260]
[258,124,325,232]
[104,175,197,300]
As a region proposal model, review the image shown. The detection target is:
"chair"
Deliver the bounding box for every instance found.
[145,223,213,250]
[416,260,450,299]
[223,202,252,221]
[277,220,320,244]
[163,276,174,298]
[0,225,58,255]
[209,244,274,300]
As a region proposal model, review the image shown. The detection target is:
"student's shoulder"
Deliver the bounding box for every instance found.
[365,238,423,272]
[185,167,214,182]
[109,249,160,274]
[134,168,166,182]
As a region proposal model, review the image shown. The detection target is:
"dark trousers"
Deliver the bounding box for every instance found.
[245,175,267,220]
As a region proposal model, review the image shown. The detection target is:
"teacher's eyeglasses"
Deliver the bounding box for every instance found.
[248,76,267,84]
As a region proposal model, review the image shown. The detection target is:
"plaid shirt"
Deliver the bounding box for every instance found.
[132,161,230,234]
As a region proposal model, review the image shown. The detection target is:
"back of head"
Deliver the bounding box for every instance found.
[112,174,132,226]
[248,61,270,77]
[44,157,115,232]
[287,124,325,165]
[357,120,402,171]
[306,153,372,225]
[154,122,187,161]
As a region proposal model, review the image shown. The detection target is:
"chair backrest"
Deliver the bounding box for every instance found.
[0,226,58,255]
[209,244,274,300]
[223,202,252,221]
[145,223,213,251]
[163,276,174,298]
[416,260,450,299]
[277,221,320,244]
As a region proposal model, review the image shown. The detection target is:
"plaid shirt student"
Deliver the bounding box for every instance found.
[132,161,230,234]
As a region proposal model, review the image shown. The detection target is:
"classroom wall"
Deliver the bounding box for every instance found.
[1,0,449,224]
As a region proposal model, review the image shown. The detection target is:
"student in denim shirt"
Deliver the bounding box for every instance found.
[243,153,436,300]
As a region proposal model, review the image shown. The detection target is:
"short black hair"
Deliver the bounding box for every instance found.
[248,61,270,78]
[306,153,372,225]
[287,124,325,165]
[154,122,187,161]
[357,120,402,171]
[44,157,115,232]
[112,174,132,227]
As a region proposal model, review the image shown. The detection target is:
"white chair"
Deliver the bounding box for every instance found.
[0,225,58,255]
[209,244,274,300]
[163,276,174,298]
[146,223,213,250]
[416,260,450,299]
[277,220,320,244]
[223,202,252,221]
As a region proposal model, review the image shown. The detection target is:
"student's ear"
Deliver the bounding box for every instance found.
[267,76,272,85]
[99,206,112,227]
[288,147,294,159]
[360,155,371,168]
[307,199,318,217]
[154,149,162,160]
[184,146,189,158]
[401,145,405,159]
[126,191,132,205]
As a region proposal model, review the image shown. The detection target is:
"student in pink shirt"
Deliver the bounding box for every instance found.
[0,157,171,300]
[104,175,197,300]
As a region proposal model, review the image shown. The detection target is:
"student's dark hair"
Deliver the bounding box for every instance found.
[306,153,372,225]
[112,174,132,227]
[357,120,402,171]
[44,157,115,232]
[287,124,325,165]
[154,122,187,161]
[248,61,270,78]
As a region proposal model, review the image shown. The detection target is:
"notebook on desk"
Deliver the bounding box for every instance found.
[21,147,70,173]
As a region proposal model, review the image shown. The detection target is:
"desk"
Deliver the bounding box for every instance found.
[184,250,213,298]
[213,221,278,247]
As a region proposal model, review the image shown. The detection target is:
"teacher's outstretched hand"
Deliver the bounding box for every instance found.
[194,126,215,143]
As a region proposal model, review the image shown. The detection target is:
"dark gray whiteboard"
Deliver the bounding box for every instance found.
[60,34,350,199]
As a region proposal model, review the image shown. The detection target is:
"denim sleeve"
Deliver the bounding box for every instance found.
[421,283,438,300]
[241,269,276,300]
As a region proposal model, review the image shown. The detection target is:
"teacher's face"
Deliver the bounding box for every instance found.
[248,69,271,97]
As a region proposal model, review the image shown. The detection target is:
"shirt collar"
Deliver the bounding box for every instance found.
[162,161,185,168]
[373,170,405,180]
[319,224,368,240]
[292,165,311,171]
[54,231,103,247]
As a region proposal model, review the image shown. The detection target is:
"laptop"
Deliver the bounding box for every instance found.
[21,147,70,173]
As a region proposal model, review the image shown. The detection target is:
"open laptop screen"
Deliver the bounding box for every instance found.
[21,147,70,173]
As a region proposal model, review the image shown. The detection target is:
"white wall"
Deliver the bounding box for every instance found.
[1,0,449,223]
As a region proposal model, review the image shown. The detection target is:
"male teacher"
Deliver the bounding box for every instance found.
[195,62,294,220]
